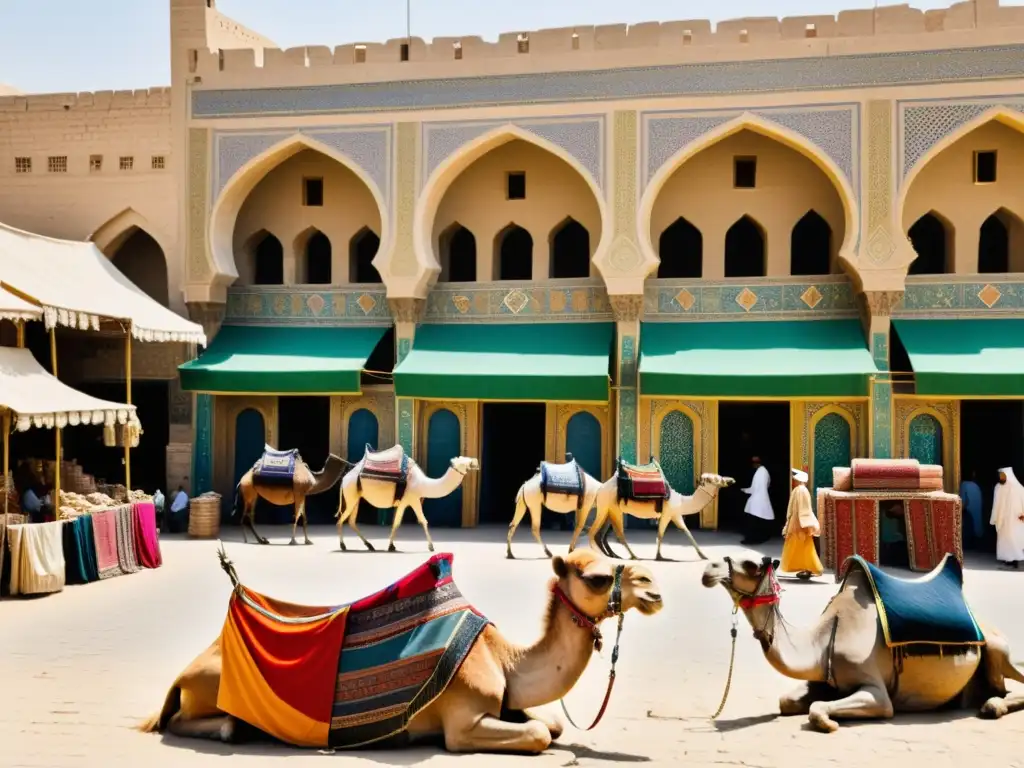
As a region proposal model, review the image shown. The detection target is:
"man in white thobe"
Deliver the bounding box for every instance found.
[741,456,775,545]
[991,467,1024,569]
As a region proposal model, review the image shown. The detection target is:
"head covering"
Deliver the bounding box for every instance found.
[991,467,1024,560]
[791,468,808,484]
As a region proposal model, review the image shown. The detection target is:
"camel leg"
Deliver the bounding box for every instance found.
[503,707,565,741]
[336,491,351,551]
[345,504,375,552]
[443,713,551,754]
[568,507,589,553]
[587,508,607,552]
[527,500,552,559]
[387,501,408,552]
[243,501,269,545]
[600,521,621,559]
[606,508,638,560]
[239,510,248,544]
[667,513,708,561]
[655,511,673,561]
[779,681,837,716]
[807,684,893,733]
[979,634,1024,719]
[166,714,238,743]
[289,497,302,545]
[407,498,435,553]
[506,494,530,559]
[301,506,312,545]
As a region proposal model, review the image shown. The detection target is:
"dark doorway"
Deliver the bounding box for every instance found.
[979,213,1009,274]
[658,217,703,278]
[496,224,533,280]
[479,403,545,524]
[549,218,590,278]
[111,229,169,306]
[724,216,765,278]
[959,400,1024,553]
[790,210,832,276]
[277,396,333,525]
[350,228,382,284]
[253,233,284,285]
[716,402,790,535]
[907,212,949,275]
[305,231,332,284]
[440,224,477,282]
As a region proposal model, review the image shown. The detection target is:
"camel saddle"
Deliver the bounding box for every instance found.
[539,454,586,511]
[252,444,299,488]
[358,444,410,502]
[840,553,984,653]
[216,552,490,749]
[616,457,670,512]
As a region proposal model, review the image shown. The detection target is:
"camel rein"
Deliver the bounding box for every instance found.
[711,556,781,720]
[556,564,625,731]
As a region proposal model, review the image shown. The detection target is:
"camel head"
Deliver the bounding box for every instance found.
[451,456,480,474]
[552,549,663,619]
[699,473,735,489]
[702,552,781,604]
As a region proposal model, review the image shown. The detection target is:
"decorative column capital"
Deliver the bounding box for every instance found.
[186,301,226,341]
[388,297,426,324]
[609,294,644,323]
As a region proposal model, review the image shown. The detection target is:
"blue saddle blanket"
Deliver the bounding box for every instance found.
[253,446,299,487]
[540,460,585,497]
[841,554,984,648]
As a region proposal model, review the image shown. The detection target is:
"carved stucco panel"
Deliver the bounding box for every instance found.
[187,128,211,282]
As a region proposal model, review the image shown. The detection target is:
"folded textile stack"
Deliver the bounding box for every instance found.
[6,521,66,596]
[849,458,945,492]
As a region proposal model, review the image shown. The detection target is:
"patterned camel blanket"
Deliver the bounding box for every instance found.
[540,457,585,503]
[840,554,984,652]
[216,552,488,749]
[358,444,410,503]
[616,458,670,503]
[253,445,300,488]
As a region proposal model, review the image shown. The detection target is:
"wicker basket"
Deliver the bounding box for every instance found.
[188,493,222,538]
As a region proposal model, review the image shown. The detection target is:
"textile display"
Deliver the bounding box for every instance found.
[6,521,66,595]
[91,509,122,580]
[917,465,944,491]
[818,489,881,572]
[616,458,670,501]
[851,458,923,490]
[115,505,141,575]
[63,514,100,583]
[840,554,983,649]
[132,502,162,569]
[904,494,963,571]
[217,552,489,749]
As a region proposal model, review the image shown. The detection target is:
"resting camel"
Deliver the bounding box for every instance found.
[506,467,602,559]
[137,548,663,753]
[234,452,349,546]
[702,552,1024,732]
[590,473,735,561]
[335,451,479,553]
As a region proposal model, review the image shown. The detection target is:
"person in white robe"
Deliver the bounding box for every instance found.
[991,467,1024,569]
[741,456,775,545]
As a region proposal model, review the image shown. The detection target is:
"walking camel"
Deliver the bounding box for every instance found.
[137,548,664,753]
[335,444,478,553]
[702,552,1024,732]
[591,472,735,561]
[234,448,349,546]
[506,459,602,559]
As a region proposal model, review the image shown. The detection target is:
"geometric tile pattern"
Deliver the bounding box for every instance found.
[645,276,858,320]
[425,279,614,323]
[224,286,391,325]
[898,277,1024,316]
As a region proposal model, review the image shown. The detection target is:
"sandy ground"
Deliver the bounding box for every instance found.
[2,523,1024,768]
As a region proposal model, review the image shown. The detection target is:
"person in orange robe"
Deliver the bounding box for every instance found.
[780,468,823,580]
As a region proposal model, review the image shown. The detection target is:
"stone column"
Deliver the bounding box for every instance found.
[858,291,903,459]
[386,297,424,525]
[610,295,642,465]
[186,302,225,495]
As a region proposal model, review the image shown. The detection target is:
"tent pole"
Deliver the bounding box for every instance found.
[49,327,61,521]
[125,331,132,494]
[2,409,9,582]
[15,320,24,348]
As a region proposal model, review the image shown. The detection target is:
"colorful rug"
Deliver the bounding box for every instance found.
[132,502,162,569]
[62,517,89,585]
[540,458,585,499]
[115,505,141,575]
[818,489,881,572]
[359,444,410,503]
[91,510,122,580]
[217,552,489,749]
[851,459,923,491]
[7,521,66,596]
[254,447,300,488]
[918,464,944,491]
[616,458,670,502]
[904,495,963,572]
[841,554,983,649]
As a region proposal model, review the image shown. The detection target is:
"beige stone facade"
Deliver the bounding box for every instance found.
[5,0,1024,527]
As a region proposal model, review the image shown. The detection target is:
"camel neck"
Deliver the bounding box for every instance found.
[418,466,465,500]
[743,604,829,683]
[503,590,599,710]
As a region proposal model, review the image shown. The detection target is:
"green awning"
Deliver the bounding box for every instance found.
[639,320,874,398]
[178,324,388,394]
[393,322,613,402]
[893,318,1024,396]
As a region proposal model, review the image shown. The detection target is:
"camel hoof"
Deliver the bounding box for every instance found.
[698,552,710,561]
[506,550,515,560]
[981,698,1009,719]
[365,543,376,552]
[388,543,397,553]
[543,550,553,559]
[259,538,270,546]
[339,542,347,551]
[808,705,839,733]
[304,540,313,546]
[655,553,666,561]
[288,539,297,546]
[428,544,435,552]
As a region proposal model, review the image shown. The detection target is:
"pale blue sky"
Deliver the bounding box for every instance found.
[1,0,1021,94]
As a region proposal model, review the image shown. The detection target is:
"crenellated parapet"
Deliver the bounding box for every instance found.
[0,88,171,113]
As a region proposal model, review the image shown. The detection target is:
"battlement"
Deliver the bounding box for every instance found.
[0,88,171,114]
[189,0,1024,87]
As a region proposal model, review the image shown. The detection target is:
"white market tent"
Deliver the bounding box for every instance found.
[0,286,42,323]
[0,221,206,345]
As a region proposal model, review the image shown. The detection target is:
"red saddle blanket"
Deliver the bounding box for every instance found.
[617,458,670,501]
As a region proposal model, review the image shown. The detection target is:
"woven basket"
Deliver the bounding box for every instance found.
[188,493,222,538]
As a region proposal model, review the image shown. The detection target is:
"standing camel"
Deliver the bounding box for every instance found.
[702,552,1024,732]
[506,461,602,559]
[335,449,478,552]
[136,548,664,753]
[589,473,735,561]
[234,451,350,546]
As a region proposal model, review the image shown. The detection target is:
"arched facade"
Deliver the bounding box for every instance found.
[437,223,478,283]
[810,409,853,507]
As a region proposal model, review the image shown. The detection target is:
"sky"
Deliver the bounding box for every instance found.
[1,0,1022,94]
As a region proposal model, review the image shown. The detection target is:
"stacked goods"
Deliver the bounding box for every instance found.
[127,489,153,504]
[850,458,944,492]
[57,490,118,518]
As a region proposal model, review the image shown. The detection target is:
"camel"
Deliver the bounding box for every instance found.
[137,548,663,753]
[702,552,1024,732]
[589,473,735,561]
[234,450,350,546]
[335,449,478,553]
[506,466,603,559]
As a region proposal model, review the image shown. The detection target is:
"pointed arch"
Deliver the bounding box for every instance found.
[293,227,332,285]
[907,211,953,275]
[495,224,533,281]
[639,113,858,278]
[657,217,703,278]
[244,230,285,285]
[438,222,477,282]
[790,209,832,276]
[980,207,1024,274]
[90,207,171,260]
[549,217,591,279]
[350,227,382,284]
[415,124,608,294]
[210,133,388,286]
[89,208,171,306]
[724,215,765,278]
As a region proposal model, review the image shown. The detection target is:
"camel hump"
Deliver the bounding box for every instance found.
[253,445,301,487]
[363,443,405,467]
[616,456,670,502]
[540,458,585,498]
[840,554,983,649]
